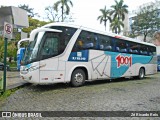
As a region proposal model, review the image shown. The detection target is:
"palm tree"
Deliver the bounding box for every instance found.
[110,17,124,34]
[54,0,73,22]
[97,6,111,31]
[110,0,128,21]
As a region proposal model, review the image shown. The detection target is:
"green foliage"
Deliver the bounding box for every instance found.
[0,87,19,101]
[110,17,124,34]
[7,61,17,67]
[7,42,17,60]
[127,33,137,38]
[110,0,128,34]
[131,1,160,42]
[110,0,128,21]
[0,40,17,62]
[97,0,128,34]
[0,40,4,61]
[22,17,50,35]
[97,6,111,31]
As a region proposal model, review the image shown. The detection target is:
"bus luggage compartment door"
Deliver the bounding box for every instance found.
[39,58,59,83]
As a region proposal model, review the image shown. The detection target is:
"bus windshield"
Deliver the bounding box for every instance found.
[21,26,77,65]
[22,32,44,65]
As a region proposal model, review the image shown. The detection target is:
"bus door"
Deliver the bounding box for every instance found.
[39,32,60,83]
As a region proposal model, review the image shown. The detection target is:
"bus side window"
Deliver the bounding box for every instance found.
[99,34,112,51]
[72,39,84,52]
[84,32,96,49]
[115,39,127,53]
[72,31,86,52]
[129,42,139,54]
[148,46,156,56]
[139,45,148,55]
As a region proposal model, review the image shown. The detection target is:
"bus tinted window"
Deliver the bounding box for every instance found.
[128,42,140,54]
[115,39,127,53]
[99,35,112,51]
[72,31,97,51]
[148,46,156,56]
[39,27,77,60]
[139,45,148,55]
[39,32,59,60]
[51,26,77,52]
[83,31,96,49]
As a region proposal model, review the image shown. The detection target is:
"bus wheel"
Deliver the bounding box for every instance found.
[71,69,86,87]
[138,68,145,79]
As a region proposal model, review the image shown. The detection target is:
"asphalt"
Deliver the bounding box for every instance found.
[0,71,28,90]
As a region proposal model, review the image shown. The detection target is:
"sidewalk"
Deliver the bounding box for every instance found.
[0,71,28,90]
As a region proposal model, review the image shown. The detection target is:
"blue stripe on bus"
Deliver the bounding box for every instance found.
[104,51,153,78]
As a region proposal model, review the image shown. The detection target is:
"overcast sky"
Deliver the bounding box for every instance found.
[0,0,155,31]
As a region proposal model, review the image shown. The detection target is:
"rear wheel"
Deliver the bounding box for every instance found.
[138,68,145,79]
[71,69,86,87]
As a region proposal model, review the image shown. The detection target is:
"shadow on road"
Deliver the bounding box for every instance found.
[25,76,152,92]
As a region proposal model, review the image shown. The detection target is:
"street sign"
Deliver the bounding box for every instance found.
[3,22,13,39]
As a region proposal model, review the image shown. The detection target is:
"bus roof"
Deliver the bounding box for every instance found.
[43,22,156,47]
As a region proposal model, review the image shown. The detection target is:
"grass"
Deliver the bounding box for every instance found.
[0,76,20,101]
[0,87,19,101]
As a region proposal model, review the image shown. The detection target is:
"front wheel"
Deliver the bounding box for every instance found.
[71,69,86,87]
[138,68,145,79]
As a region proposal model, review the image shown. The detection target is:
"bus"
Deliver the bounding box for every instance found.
[20,23,157,87]
[17,38,29,71]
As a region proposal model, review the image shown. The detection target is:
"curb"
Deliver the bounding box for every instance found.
[6,82,30,90]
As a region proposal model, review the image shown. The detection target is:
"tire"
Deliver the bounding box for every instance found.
[138,68,145,79]
[71,69,86,87]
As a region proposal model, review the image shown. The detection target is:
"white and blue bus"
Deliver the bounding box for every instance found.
[17,38,29,71]
[20,23,157,86]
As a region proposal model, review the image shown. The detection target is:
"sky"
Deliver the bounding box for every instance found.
[0,0,156,32]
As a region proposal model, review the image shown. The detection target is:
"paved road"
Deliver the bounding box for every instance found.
[0,72,160,119]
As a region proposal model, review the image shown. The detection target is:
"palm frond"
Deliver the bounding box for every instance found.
[54,1,61,11]
[65,3,70,15]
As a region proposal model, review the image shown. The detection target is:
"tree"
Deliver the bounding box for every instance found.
[0,40,4,61]
[110,0,128,21]
[22,17,50,35]
[131,2,160,42]
[45,6,62,22]
[97,6,111,31]
[110,0,128,34]
[0,38,17,62]
[7,42,17,62]
[45,5,74,22]
[110,17,124,34]
[54,0,73,22]
[18,4,39,17]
